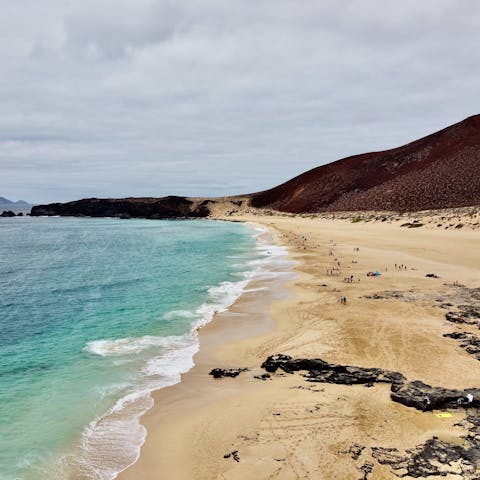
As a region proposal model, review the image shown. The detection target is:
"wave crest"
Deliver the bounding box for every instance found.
[85,334,190,357]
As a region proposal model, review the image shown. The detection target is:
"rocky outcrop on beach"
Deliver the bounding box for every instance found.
[370,418,480,479]
[209,368,249,378]
[259,354,480,477]
[208,354,480,477]
[250,114,480,213]
[261,354,480,411]
[30,196,211,219]
[444,332,480,361]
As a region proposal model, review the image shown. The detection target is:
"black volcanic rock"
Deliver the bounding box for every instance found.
[261,354,480,411]
[444,331,480,360]
[209,368,248,378]
[1,210,15,217]
[30,196,211,219]
[250,115,480,213]
[390,380,480,411]
[261,354,405,385]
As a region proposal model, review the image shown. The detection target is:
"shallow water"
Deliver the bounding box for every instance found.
[0,217,281,480]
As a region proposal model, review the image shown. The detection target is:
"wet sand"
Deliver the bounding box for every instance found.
[118,213,480,480]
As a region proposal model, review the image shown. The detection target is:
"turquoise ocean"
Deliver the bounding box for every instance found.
[0,217,285,480]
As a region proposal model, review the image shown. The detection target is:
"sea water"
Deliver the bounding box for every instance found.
[0,217,285,480]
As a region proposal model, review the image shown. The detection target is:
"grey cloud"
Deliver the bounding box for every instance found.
[1,0,479,203]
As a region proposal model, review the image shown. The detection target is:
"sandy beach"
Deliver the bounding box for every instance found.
[118,210,480,480]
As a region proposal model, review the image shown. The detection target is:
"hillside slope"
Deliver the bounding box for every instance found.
[250,115,480,213]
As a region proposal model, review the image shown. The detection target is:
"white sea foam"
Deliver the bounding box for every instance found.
[74,223,291,480]
[85,334,192,357]
[75,334,200,480]
[162,309,196,321]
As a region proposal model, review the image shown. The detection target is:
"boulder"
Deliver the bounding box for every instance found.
[209,368,248,379]
[1,210,15,217]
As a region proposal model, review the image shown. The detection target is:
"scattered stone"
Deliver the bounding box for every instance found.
[444,332,480,360]
[223,450,240,462]
[348,443,365,460]
[445,306,480,327]
[289,385,324,392]
[425,273,439,278]
[358,461,374,479]
[363,291,406,300]
[372,425,480,479]
[209,368,248,379]
[400,222,423,228]
[254,373,271,380]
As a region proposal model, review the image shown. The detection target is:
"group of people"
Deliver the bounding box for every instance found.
[327,268,341,276]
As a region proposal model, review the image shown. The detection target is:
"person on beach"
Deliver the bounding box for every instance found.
[422,396,431,409]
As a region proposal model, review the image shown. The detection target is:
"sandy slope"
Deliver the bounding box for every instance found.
[118,211,480,480]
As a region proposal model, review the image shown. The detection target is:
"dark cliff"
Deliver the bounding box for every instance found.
[30,196,211,219]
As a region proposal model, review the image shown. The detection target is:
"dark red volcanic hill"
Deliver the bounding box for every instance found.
[250,115,480,213]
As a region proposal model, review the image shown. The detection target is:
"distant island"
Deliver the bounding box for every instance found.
[0,197,32,216]
[31,114,480,218]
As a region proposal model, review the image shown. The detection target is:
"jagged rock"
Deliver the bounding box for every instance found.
[445,306,480,326]
[209,368,248,379]
[259,353,480,478]
[390,380,480,411]
[261,354,405,386]
[305,366,405,386]
[348,443,365,460]
[261,355,332,374]
[254,373,271,380]
[223,450,240,462]
[358,461,374,479]
[401,222,424,228]
[261,355,479,411]
[444,331,480,360]
[372,429,480,479]
[1,210,15,217]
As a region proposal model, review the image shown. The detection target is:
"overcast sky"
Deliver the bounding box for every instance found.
[1,0,479,203]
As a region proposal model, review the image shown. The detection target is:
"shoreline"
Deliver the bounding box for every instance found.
[118,212,480,480]
[109,218,293,478]
[116,219,295,480]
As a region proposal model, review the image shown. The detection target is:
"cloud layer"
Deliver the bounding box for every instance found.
[1,0,479,202]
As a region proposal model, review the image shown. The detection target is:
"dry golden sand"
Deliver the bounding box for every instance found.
[118,211,480,480]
